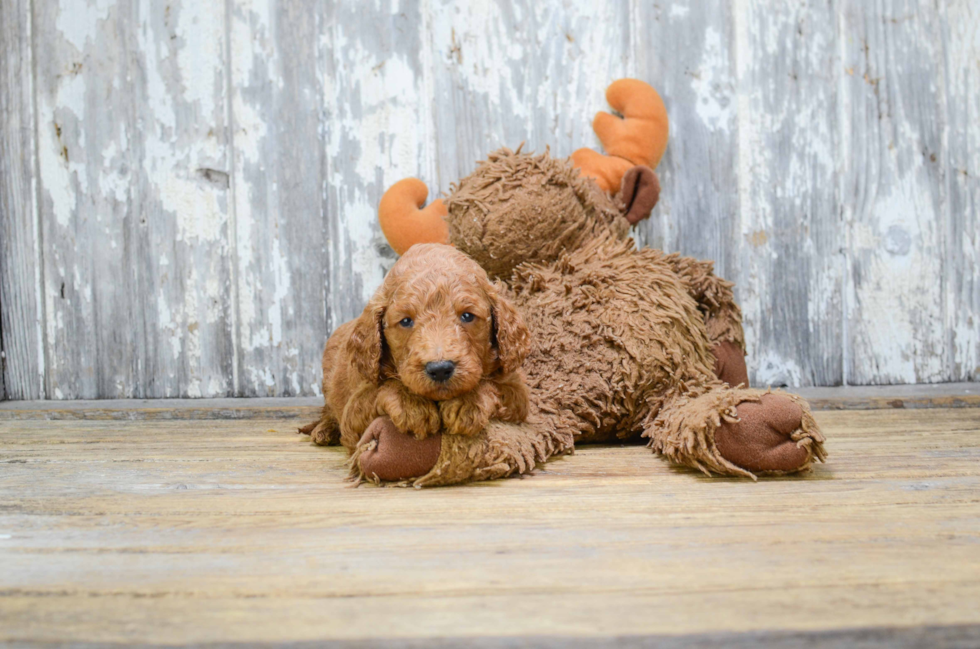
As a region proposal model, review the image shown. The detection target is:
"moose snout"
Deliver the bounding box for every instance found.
[425,360,456,383]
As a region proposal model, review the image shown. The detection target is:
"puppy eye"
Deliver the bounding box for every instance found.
[460,312,475,323]
[398,317,414,328]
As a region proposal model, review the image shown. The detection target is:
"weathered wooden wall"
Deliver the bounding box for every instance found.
[1,0,977,399]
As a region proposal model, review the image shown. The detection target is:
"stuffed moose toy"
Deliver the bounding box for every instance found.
[303,79,827,486]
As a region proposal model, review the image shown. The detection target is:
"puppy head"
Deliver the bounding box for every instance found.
[347,243,529,400]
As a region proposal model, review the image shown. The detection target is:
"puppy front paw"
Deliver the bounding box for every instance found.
[396,404,442,440]
[439,393,490,437]
[376,382,442,439]
[307,419,341,446]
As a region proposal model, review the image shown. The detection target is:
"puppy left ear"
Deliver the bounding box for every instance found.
[347,303,387,385]
[490,282,530,374]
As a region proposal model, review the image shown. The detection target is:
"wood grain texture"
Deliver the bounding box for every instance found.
[229,0,331,396]
[943,0,980,382]
[632,0,740,283]
[2,383,978,420]
[841,0,948,384]
[1,0,978,397]
[0,0,43,400]
[31,0,235,399]
[320,0,427,353]
[2,408,980,644]
[732,0,844,387]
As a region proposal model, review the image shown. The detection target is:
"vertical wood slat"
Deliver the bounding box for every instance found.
[228,0,331,396]
[841,0,948,385]
[32,0,234,398]
[631,1,741,303]
[0,0,43,400]
[731,0,844,387]
[322,1,430,330]
[943,0,980,382]
[33,0,133,398]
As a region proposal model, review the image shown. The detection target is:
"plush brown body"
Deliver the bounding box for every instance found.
[300,244,530,457]
[323,148,827,486]
[441,149,822,475]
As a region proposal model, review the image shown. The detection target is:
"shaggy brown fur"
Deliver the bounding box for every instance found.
[446,146,630,280]
[344,149,826,487]
[299,243,530,450]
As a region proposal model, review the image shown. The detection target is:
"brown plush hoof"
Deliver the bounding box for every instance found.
[357,417,442,482]
[712,340,749,388]
[714,394,809,473]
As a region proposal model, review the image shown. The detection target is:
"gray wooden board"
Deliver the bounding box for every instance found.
[632,0,740,287]
[31,0,235,399]
[944,1,980,382]
[841,0,949,384]
[230,0,332,397]
[0,0,43,400]
[1,0,979,399]
[730,0,844,387]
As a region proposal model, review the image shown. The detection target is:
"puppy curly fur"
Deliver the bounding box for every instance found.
[300,243,530,450]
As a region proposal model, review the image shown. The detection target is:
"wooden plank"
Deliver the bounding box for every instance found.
[943,1,980,382]
[427,1,631,193]
[0,383,978,421]
[798,381,980,410]
[0,0,43,400]
[631,1,740,283]
[32,0,235,398]
[0,397,322,421]
[728,0,843,387]
[228,0,330,397]
[1,408,980,644]
[321,1,430,333]
[841,0,948,384]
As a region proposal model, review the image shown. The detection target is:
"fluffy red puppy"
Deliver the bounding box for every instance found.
[300,243,530,454]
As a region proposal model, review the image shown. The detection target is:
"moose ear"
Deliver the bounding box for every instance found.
[618,165,661,225]
[347,303,386,385]
[490,283,530,374]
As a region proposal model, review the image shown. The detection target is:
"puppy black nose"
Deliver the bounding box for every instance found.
[425,360,456,383]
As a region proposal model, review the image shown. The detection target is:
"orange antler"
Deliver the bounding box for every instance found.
[571,79,669,193]
[378,178,449,255]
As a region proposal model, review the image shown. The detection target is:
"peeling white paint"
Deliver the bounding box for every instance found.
[751,351,804,387]
[670,4,691,19]
[693,26,734,132]
[174,3,224,118]
[55,0,113,51]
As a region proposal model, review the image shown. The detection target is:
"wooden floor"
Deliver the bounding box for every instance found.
[1,393,979,647]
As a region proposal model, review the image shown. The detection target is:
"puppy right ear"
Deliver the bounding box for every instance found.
[347,303,386,385]
[490,282,531,375]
